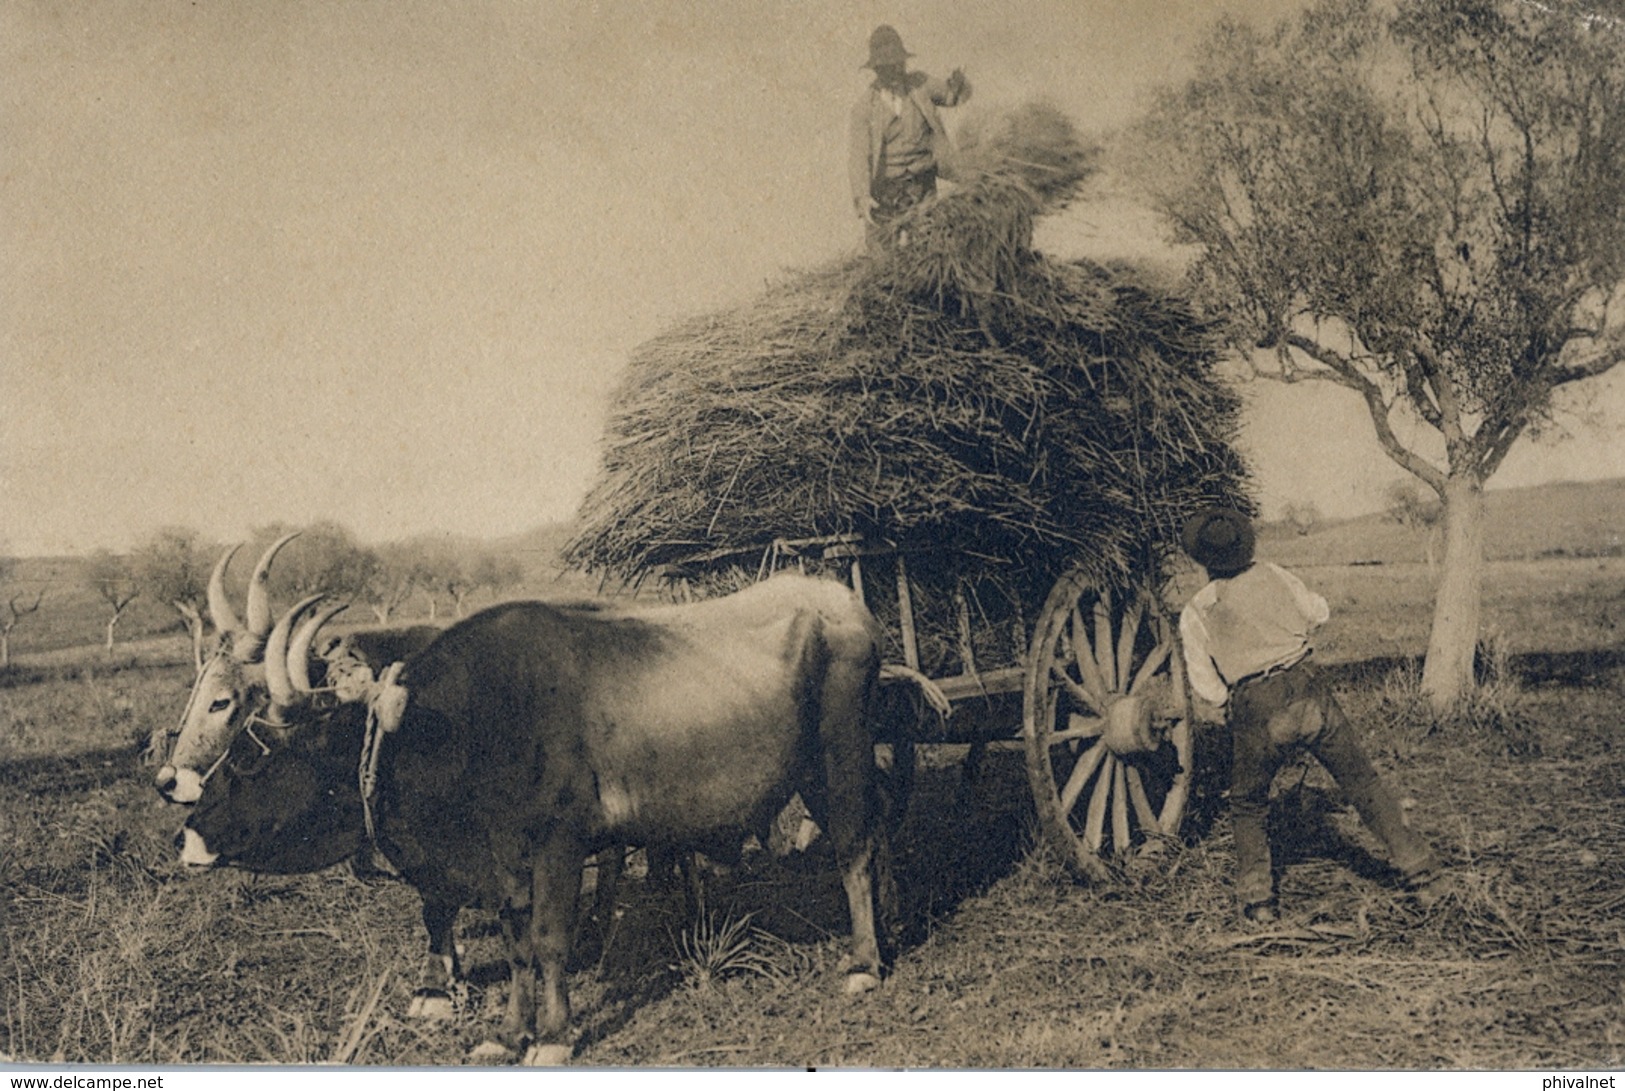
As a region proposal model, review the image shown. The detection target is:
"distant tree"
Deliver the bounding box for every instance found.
[84,549,141,654]
[252,520,377,604]
[365,541,430,624]
[0,554,43,667]
[412,539,472,619]
[1384,480,1444,570]
[1133,0,1625,710]
[470,551,525,605]
[132,526,215,668]
[1283,501,1322,537]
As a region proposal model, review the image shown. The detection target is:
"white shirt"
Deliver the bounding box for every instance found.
[1178,562,1330,706]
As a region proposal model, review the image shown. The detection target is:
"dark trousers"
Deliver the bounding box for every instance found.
[866,169,937,250]
[1229,663,1438,908]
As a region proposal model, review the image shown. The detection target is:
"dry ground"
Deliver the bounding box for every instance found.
[1,557,1621,1068]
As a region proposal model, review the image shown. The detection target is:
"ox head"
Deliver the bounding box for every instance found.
[155,532,300,803]
[179,596,376,872]
[178,698,370,874]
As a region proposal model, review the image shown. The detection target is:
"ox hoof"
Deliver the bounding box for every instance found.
[843,971,882,995]
[407,991,455,1021]
[468,1040,517,1065]
[523,1043,573,1067]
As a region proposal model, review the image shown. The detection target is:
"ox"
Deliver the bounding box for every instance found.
[153,531,440,804]
[179,572,894,1064]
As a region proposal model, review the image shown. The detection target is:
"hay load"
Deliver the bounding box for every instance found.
[567,102,1251,672]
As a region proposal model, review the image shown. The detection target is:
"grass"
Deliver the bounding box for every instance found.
[2,551,1622,1068]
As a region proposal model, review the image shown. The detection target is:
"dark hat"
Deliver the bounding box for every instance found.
[864,25,913,69]
[1181,507,1255,573]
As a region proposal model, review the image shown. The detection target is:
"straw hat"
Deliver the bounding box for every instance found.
[1181,507,1255,573]
[864,25,913,69]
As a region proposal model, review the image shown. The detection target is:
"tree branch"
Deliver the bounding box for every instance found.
[1549,341,1625,386]
[1279,333,1448,493]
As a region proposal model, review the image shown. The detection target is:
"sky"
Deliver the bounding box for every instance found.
[4,0,1622,557]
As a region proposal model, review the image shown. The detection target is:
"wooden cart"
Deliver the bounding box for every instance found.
[712,531,1198,882]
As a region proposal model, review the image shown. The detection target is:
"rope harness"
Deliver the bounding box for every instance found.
[359,661,409,842]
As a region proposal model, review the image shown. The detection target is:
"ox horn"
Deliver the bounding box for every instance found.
[264,594,325,719]
[206,543,245,638]
[288,600,349,696]
[237,531,302,661]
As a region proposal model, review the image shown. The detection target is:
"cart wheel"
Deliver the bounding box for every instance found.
[1022,569,1194,880]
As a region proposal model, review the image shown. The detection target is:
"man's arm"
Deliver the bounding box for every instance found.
[1179,604,1230,708]
[1269,563,1330,632]
[925,67,971,107]
[848,95,876,216]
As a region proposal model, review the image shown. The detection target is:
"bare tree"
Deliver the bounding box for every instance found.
[252,520,377,603]
[1133,0,1625,710]
[412,539,471,619]
[84,549,141,654]
[132,526,215,669]
[1283,501,1322,538]
[1385,480,1444,570]
[0,577,43,669]
[471,550,525,606]
[364,541,430,623]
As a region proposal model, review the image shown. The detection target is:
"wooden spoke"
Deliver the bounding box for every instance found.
[1115,595,1144,692]
[1058,738,1108,818]
[1068,605,1111,705]
[1050,659,1105,717]
[1110,760,1131,853]
[1125,764,1159,832]
[1092,591,1115,695]
[1050,712,1104,747]
[1083,753,1114,852]
[1128,640,1172,696]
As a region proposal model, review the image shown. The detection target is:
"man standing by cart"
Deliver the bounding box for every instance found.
[849,25,970,249]
[1177,508,1453,923]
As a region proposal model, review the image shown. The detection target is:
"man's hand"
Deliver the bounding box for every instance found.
[857,195,878,224]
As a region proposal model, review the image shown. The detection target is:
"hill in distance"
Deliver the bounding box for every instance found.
[1260,477,1625,568]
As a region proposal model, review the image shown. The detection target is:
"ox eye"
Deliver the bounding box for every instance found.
[209,698,232,713]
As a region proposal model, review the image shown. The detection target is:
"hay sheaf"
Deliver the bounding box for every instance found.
[567,106,1251,668]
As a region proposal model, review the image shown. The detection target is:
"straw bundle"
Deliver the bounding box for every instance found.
[567,104,1250,669]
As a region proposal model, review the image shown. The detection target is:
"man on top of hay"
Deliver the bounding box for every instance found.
[1178,508,1454,924]
[848,24,970,249]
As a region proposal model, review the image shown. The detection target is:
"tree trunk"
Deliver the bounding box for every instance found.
[105,614,119,654]
[1421,473,1486,713]
[173,602,205,670]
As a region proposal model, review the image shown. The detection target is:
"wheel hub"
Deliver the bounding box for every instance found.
[1101,694,1158,756]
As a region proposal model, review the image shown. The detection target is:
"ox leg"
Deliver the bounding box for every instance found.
[408,898,462,1020]
[574,844,625,968]
[522,840,584,1066]
[486,902,535,1060]
[814,657,887,993]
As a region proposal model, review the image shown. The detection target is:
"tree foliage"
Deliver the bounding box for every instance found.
[1134,0,1623,480]
[1130,0,1625,706]
[132,526,216,666]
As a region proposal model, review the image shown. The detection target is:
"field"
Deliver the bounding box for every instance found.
[2,500,1623,1068]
